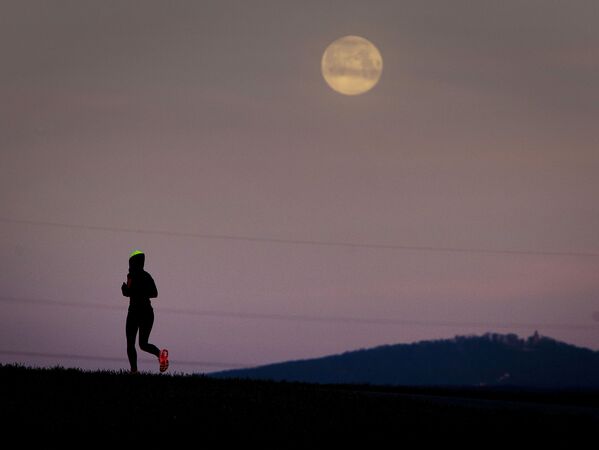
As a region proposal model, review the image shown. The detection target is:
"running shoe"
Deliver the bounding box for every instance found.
[159,349,169,372]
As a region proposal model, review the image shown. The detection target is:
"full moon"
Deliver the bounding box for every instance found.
[321,35,383,96]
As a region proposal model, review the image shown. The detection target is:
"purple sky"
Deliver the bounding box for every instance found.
[1,1,598,374]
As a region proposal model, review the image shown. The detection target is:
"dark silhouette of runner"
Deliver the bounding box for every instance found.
[121,249,169,374]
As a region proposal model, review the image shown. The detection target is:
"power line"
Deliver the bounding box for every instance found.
[0,350,250,368]
[2,216,599,258]
[2,295,597,332]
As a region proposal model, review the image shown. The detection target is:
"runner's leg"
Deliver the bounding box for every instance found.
[126,310,139,372]
[138,308,160,357]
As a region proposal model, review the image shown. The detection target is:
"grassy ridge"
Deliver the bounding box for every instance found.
[2,364,597,445]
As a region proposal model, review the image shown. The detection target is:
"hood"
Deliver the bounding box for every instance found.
[129,251,145,272]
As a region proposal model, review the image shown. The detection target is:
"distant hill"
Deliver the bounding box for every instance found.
[209,332,599,388]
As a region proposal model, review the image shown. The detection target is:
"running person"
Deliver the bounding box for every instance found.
[121,249,169,373]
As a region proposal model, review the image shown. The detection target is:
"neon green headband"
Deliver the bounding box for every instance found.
[129,249,144,258]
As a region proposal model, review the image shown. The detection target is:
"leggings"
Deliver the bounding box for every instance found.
[126,307,160,371]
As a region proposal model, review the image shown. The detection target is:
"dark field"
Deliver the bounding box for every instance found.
[2,364,597,445]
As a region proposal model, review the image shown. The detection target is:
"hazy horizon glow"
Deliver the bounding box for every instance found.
[1,1,598,374]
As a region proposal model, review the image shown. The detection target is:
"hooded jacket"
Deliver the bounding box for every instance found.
[121,252,158,310]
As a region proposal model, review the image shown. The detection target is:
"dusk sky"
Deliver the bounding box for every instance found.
[1,1,598,374]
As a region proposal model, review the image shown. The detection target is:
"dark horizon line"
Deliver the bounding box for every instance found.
[0,350,249,369]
